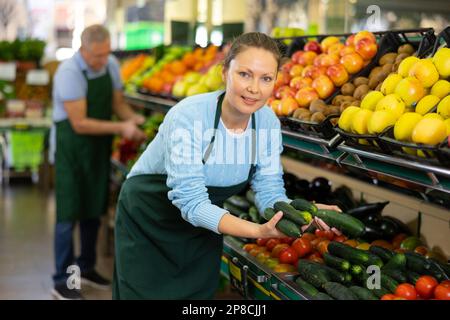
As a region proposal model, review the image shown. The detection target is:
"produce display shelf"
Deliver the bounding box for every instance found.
[221,236,308,300]
[0,117,52,131]
[124,93,450,196]
[338,143,450,195]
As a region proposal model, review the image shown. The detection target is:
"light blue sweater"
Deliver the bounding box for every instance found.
[128,90,289,233]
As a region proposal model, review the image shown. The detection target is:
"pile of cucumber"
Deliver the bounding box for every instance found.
[295,241,450,300]
[223,190,265,224]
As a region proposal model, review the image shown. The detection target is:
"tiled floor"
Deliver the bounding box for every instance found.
[0,181,113,300]
[0,181,242,300]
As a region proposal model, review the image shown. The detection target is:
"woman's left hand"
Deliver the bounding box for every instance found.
[133,114,146,126]
[315,203,342,212]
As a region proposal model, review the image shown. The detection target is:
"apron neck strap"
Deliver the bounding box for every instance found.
[203,93,257,181]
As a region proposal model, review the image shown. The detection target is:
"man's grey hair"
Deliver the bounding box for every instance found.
[81,24,110,47]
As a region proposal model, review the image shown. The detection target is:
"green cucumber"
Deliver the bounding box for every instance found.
[313,210,366,238]
[245,189,256,205]
[323,253,351,272]
[223,202,247,217]
[349,286,378,300]
[263,208,302,238]
[274,201,311,225]
[350,264,364,276]
[380,273,399,293]
[291,198,317,213]
[227,195,250,210]
[405,271,421,285]
[313,292,334,300]
[382,269,408,283]
[405,252,431,275]
[328,242,383,268]
[297,260,331,289]
[383,253,406,270]
[369,246,395,263]
[248,206,260,223]
[344,273,353,285]
[323,282,358,300]
[295,276,319,298]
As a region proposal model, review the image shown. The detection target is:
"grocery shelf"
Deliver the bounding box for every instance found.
[221,236,309,300]
[338,143,450,195]
[125,93,450,197]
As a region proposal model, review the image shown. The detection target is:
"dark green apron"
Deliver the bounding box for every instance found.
[55,69,113,222]
[113,93,256,299]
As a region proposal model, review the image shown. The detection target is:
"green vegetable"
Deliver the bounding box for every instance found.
[313,210,366,238]
[227,195,250,210]
[405,271,421,285]
[248,206,260,223]
[328,242,383,268]
[294,276,319,298]
[313,292,334,300]
[323,282,358,300]
[274,201,311,225]
[297,260,331,289]
[350,264,364,276]
[380,273,398,293]
[223,202,247,217]
[369,246,395,263]
[323,253,351,272]
[349,286,378,300]
[290,198,317,213]
[371,287,390,299]
[383,253,406,270]
[382,269,408,283]
[263,208,302,238]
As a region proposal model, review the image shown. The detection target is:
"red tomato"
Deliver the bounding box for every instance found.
[291,238,312,257]
[309,256,324,264]
[301,233,316,241]
[415,275,438,299]
[323,230,335,241]
[278,247,299,265]
[266,239,281,251]
[271,243,290,258]
[280,237,296,245]
[381,294,396,300]
[311,237,327,249]
[306,251,323,262]
[315,229,327,238]
[440,280,450,288]
[243,243,258,252]
[317,239,330,255]
[256,238,269,247]
[395,283,417,300]
[434,284,450,300]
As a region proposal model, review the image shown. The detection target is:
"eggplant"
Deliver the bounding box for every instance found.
[363,213,382,225]
[283,173,298,197]
[362,223,385,242]
[347,201,389,219]
[295,179,310,197]
[331,186,357,211]
[379,218,399,240]
[381,216,412,235]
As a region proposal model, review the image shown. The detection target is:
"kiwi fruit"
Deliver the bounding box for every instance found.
[341,83,355,96]
[392,61,401,72]
[310,112,326,123]
[379,52,397,65]
[353,77,369,87]
[309,99,327,113]
[397,43,415,55]
[369,66,382,79]
[293,108,309,118]
[353,84,370,100]
[395,53,410,63]
[352,100,361,107]
[340,102,353,113]
[382,63,393,74]
[330,118,339,126]
[327,105,341,115]
[375,83,382,91]
[298,112,312,121]
[332,95,345,106]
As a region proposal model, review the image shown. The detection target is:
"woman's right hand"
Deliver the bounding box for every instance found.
[258,211,287,238]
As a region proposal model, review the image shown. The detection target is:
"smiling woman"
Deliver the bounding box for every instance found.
[112,32,337,300]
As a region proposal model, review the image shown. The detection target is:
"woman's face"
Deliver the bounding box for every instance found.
[222,47,278,116]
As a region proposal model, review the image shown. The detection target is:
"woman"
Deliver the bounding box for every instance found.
[113,32,339,299]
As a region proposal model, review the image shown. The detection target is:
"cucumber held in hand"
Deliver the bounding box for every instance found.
[274,201,312,225]
[313,209,366,238]
[263,208,302,238]
[290,198,318,214]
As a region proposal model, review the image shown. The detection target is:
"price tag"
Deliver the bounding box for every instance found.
[0,62,16,81]
[26,69,50,85]
[228,258,248,297]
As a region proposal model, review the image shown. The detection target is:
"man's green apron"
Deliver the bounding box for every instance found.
[113,93,256,299]
[55,69,113,222]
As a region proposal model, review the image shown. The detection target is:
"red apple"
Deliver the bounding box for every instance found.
[319,54,340,68]
[289,64,304,77]
[281,61,294,73]
[340,52,364,74]
[326,64,349,87]
[298,51,317,66]
[275,85,296,99]
[328,43,345,56]
[270,99,282,116]
[304,40,322,54]
[345,34,356,47]
[290,76,313,90]
[312,75,335,99]
[309,66,328,79]
[295,87,319,108]
[291,50,304,64]
[355,38,378,60]
[313,53,327,67]
[340,45,356,57]
[274,71,291,89]
[320,36,340,53]
[354,30,376,45]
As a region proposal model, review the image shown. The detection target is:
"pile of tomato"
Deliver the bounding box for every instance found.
[381,277,450,300]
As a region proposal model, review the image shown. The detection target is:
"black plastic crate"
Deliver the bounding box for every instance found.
[437,138,450,168]
[379,126,445,167]
[334,126,392,154]
[279,114,339,139]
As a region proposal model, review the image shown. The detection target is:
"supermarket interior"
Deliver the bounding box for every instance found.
[0,0,450,301]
